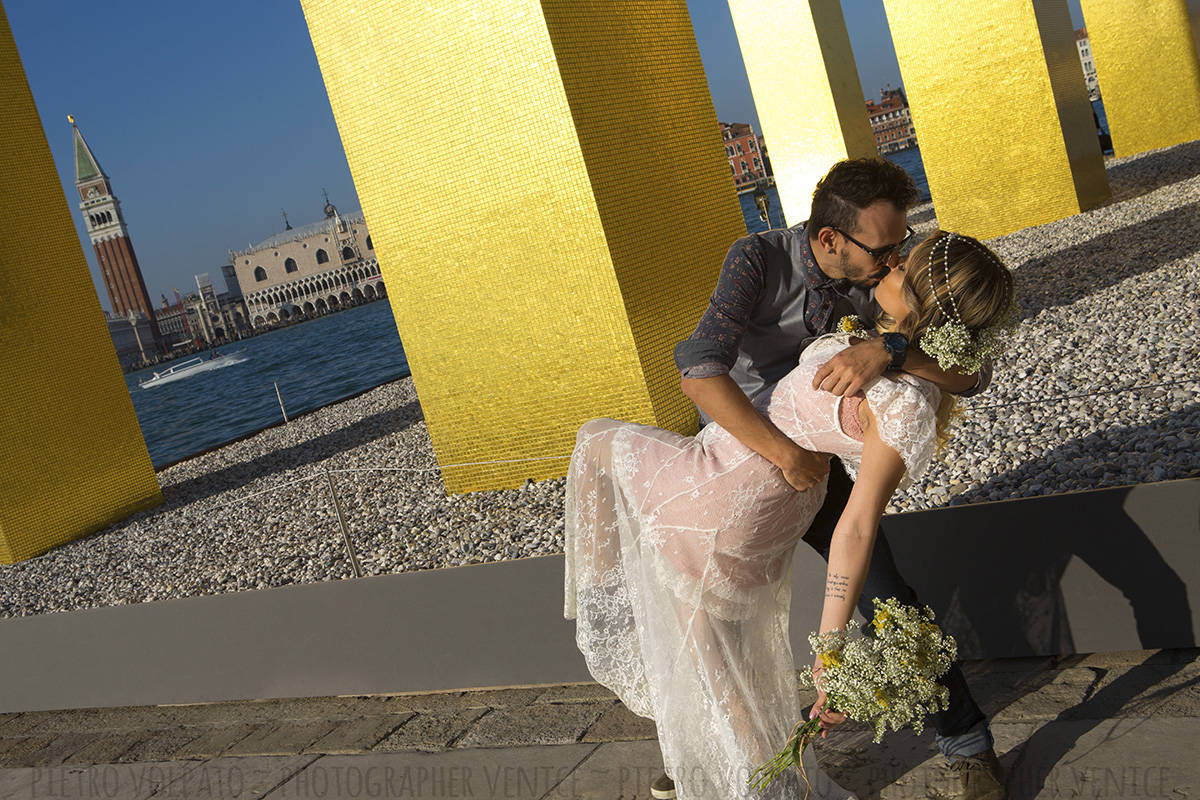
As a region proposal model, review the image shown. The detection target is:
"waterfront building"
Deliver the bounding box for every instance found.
[105,311,157,368]
[866,88,918,154]
[70,117,165,355]
[155,272,250,353]
[1076,27,1100,97]
[229,197,385,328]
[720,122,768,188]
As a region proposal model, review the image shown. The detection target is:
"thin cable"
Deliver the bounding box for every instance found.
[222,456,572,506]
[217,384,1195,506]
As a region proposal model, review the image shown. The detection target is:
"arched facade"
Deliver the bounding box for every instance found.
[230,210,385,328]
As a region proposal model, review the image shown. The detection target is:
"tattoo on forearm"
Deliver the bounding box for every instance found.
[826,573,850,601]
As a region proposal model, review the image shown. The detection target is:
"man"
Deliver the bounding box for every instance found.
[654,158,1006,800]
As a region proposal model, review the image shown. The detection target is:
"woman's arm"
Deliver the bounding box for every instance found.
[816,397,909,635]
[810,396,910,732]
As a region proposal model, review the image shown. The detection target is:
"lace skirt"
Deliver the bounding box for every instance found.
[565,419,856,800]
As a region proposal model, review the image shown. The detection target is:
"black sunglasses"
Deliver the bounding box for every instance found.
[832,225,916,265]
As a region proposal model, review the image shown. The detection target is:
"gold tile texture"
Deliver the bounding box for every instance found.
[882,0,1110,239]
[727,0,878,223]
[300,0,744,492]
[1080,0,1200,158]
[0,3,162,563]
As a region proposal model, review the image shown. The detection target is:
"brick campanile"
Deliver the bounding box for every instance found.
[70,117,164,353]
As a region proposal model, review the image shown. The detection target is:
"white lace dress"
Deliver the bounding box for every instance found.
[564,334,940,800]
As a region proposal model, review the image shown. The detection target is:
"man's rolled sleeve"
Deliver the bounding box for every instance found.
[674,235,769,378]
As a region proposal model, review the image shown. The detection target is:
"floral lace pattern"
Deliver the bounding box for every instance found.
[565,335,937,800]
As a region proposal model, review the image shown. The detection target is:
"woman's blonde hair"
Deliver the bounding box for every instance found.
[877,230,1016,447]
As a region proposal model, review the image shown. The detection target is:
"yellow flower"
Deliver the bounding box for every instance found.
[873,610,893,628]
[875,689,890,707]
[820,651,842,670]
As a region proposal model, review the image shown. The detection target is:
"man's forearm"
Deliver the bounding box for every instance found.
[681,374,802,467]
[681,374,829,490]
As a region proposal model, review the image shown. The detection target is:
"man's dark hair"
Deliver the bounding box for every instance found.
[808,158,920,234]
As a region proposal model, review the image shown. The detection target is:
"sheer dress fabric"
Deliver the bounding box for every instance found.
[564,334,940,800]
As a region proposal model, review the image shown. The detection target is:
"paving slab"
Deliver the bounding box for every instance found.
[812,725,943,800]
[456,703,606,749]
[263,744,597,800]
[223,719,342,757]
[579,702,657,743]
[147,755,317,799]
[381,692,472,713]
[117,727,204,763]
[0,761,205,800]
[458,689,546,710]
[1003,716,1200,800]
[305,714,416,755]
[21,731,98,768]
[15,707,178,735]
[168,723,259,760]
[994,668,1100,722]
[533,685,617,705]
[376,709,490,752]
[64,731,151,766]
[0,735,54,768]
[542,740,664,800]
[156,700,306,728]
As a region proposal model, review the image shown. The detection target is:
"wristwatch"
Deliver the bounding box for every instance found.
[881,332,909,370]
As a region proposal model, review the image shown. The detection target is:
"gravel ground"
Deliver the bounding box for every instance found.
[2,141,1198,619]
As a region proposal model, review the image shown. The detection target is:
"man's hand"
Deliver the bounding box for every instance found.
[812,338,890,396]
[780,444,831,491]
[683,373,828,492]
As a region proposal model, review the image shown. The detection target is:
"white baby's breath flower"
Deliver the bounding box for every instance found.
[750,599,957,792]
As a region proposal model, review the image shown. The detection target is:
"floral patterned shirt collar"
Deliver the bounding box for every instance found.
[798,223,853,294]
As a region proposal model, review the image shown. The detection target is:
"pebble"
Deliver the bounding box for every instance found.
[2,141,1198,620]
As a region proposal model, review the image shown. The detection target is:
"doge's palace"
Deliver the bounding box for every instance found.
[230,197,385,328]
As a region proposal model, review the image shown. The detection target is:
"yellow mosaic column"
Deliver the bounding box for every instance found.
[1080,0,1200,158]
[0,3,162,563]
[882,0,1110,239]
[726,0,877,223]
[300,0,745,492]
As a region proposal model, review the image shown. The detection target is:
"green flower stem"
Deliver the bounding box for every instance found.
[747,708,825,793]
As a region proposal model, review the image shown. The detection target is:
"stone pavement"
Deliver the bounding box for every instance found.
[0,648,1196,799]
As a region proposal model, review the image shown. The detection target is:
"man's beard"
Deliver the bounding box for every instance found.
[839,250,889,289]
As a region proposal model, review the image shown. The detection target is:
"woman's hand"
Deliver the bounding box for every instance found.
[809,664,847,738]
[809,690,847,738]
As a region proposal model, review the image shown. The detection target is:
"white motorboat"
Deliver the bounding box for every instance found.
[138,348,248,389]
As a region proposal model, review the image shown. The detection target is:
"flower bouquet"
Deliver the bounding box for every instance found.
[748,598,958,793]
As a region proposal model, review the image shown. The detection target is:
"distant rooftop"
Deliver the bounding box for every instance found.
[230,210,366,258]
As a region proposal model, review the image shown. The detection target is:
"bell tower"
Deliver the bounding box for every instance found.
[70,116,164,353]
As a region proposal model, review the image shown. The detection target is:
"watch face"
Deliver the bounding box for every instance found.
[884,332,908,353]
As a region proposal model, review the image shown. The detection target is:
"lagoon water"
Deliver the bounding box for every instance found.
[127,300,410,468]
[134,147,946,468]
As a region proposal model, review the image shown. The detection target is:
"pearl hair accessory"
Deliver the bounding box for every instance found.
[918,232,1017,373]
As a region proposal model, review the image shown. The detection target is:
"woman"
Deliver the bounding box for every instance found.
[564,231,1016,800]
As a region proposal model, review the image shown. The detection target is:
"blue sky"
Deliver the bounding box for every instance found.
[5,0,1084,311]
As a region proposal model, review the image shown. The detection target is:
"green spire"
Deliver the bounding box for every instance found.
[70,118,105,183]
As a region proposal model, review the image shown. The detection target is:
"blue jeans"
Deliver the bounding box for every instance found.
[802,460,994,759]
